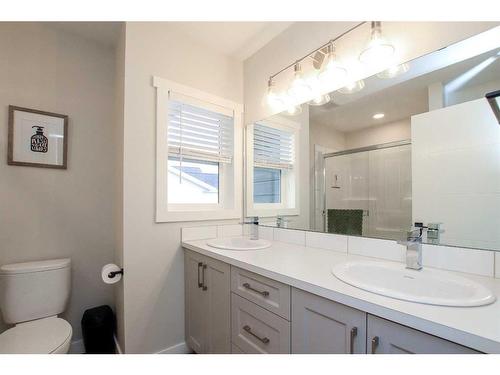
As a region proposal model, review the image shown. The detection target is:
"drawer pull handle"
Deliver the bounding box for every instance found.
[349,327,358,354]
[242,282,269,297]
[202,264,208,291]
[197,262,203,288]
[243,325,270,344]
[371,336,379,354]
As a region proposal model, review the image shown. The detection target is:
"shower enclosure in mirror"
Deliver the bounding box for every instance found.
[245,26,500,251]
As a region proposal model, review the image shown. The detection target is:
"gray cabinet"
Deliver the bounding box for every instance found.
[367,315,480,354]
[231,293,290,353]
[291,288,367,354]
[184,250,231,353]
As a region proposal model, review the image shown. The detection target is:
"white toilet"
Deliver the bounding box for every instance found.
[0,258,73,354]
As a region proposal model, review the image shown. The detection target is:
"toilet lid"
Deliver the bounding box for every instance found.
[0,317,72,354]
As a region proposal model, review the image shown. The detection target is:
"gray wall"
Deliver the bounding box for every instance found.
[0,23,116,342]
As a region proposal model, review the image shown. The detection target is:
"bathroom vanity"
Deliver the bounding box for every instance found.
[183,237,500,354]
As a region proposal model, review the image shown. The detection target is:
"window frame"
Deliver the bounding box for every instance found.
[154,76,243,223]
[245,116,301,218]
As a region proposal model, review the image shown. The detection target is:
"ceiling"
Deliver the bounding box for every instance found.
[166,22,293,60]
[49,21,292,60]
[50,22,122,48]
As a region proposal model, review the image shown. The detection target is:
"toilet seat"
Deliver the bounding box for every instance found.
[0,316,72,354]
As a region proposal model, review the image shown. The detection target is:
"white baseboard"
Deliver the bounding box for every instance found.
[155,341,191,354]
[69,339,85,354]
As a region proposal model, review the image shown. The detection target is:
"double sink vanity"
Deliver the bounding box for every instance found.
[182,230,500,354]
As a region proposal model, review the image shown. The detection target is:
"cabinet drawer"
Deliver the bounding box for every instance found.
[231,267,290,320]
[231,293,290,354]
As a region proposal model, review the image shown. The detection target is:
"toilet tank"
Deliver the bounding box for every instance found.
[0,258,71,324]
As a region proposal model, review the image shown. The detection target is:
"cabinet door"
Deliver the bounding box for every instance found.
[291,288,367,354]
[204,256,231,354]
[184,250,208,353]
[367,315,480,354]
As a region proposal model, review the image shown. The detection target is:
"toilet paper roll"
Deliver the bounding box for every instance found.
[101,263,122,284]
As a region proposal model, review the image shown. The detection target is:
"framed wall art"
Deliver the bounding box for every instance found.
[7,105,68,169]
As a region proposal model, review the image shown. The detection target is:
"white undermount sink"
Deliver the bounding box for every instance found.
[332,260,496,307]
[206,237,271,251]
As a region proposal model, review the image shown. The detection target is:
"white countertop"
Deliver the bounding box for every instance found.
[182,238,500,353]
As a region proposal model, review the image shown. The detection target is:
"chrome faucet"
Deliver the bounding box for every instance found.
[276,215,289,228]
[242,216,259,240]
[399,223,425,270]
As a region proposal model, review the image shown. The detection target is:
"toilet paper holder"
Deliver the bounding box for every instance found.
[108,268,123,279]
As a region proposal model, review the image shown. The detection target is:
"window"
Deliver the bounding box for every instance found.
[246,118,300,217]
[154,77,243,222]
[254,167,281,203]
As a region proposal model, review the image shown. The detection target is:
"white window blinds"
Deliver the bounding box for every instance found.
[253,123,294,170]
[168,94,234,164]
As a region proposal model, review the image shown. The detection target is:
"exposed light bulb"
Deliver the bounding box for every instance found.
[337,79,365,94]
[377,63,410,79]
[318,43,347,89]
[266,77,284,109]
[287,62,313,103]
[359,21,395,67]
[373,113,385,119]
[309,93,331,106]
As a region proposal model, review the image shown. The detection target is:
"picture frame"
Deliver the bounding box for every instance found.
[7,105,69,169]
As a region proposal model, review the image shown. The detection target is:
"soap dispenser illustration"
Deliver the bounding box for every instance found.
[31,126,48,153]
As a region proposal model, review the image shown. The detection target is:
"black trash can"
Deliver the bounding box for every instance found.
[81,305,116,354]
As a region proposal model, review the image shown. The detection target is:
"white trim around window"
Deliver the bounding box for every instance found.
[245,115,301,218]
[153,76,243,223]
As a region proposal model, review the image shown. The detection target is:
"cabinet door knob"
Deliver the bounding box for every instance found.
[371,336,379,354]
[349,327,358,354]
[242,282,269,297]
[202,264,208,291]
[243,325,270,344]
[197,262,203,288]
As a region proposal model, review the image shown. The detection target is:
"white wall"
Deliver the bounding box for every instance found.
[0,23,116,341]
[345,119,412,149]
[120,22,244,353]
[113,24,126,351]
[412,98,500,251]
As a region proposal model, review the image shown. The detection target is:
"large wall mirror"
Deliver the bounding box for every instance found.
[245,26,500,252]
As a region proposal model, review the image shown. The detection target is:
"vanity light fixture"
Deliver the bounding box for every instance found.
[309,93,331,106]
[287,62,313,103]
[372,113,385,119]
[318,42,347,87]
[377,62,410,79]
[266,77,284,109]
[359,21,395,67]
[338,79,365,94]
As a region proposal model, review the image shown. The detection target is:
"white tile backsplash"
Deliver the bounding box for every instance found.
[181,226,217,242]
[257,226,274,241]
[273,228,306,246]
[348,236,405,262]
[306,231,348,253]
[217,224,243,238]
[422,244,494,277]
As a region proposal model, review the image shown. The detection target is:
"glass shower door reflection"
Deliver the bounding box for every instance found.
[324,143,411,241]
[324,152,369,236]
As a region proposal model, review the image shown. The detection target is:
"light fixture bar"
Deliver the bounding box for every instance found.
[269,22,366,80]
